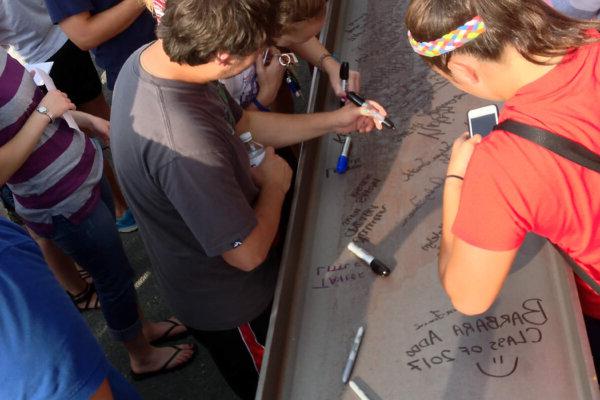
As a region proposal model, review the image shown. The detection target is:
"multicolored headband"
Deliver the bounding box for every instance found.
[408,16,486,58]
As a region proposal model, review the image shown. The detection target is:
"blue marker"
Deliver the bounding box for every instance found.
[336,136,352,174]
[285,70,302,98]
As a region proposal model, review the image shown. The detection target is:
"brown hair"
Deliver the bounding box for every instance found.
[278,0,327,28]
[405,0,600,74]
[158,0,280,66]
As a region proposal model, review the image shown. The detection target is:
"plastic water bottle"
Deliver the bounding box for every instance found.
[240,132,265,167]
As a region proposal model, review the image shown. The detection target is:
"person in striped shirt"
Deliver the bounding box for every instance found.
[0,47,195,380]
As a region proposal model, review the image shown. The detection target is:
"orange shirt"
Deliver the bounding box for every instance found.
[453,35,600,319]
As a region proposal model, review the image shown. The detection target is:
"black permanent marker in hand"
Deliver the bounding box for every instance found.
[340,61,350,93]
[339,61,350,107]
[347,91,396,130]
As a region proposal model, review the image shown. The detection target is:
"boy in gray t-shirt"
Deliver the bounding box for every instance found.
[110,0,386,398]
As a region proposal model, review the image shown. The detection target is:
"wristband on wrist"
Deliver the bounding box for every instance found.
[318,53,334,70]
[252,97,271,112]
[445,174,464,181]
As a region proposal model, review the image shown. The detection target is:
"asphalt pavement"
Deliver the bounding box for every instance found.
[83,231,240,400]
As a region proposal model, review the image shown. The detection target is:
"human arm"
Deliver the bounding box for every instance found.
[221,147,292,270]
[160,145,289,271]
[289,37,360,97]
[439,133,519,315]
[0,90,75,184]
[236,101,386,148]
[71,111,110,145]
[49,0,146,51]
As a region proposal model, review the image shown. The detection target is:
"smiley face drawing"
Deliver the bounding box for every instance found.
[476,355,519,378]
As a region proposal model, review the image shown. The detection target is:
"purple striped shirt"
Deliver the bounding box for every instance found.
[0,48,102,235]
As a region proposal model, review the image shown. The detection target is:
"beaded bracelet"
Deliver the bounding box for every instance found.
[252,97,271,112]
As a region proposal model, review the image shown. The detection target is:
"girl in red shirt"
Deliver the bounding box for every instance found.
[406,0,600,376]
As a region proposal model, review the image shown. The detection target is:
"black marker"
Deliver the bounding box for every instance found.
[340,61,350,93]
[339,61,350,107]
[347,91,396,130]
[347,242,391,277]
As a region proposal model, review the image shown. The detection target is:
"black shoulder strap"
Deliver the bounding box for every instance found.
[497,120,600,174]
[553,243,600,295]
[496,119,600,294]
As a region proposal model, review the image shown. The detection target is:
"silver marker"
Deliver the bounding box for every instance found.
[349,380,372,400]
[342,326,365,384]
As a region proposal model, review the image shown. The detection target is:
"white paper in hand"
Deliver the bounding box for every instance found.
[25,62,79,130]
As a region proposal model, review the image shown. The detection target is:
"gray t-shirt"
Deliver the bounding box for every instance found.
[110,46,278,330]
[0,0,67,63]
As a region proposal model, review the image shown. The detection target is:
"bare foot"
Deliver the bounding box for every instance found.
[130,344,195,376]
[143,317,188,343]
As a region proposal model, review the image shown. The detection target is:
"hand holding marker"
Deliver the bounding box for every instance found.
[347,91,396,130]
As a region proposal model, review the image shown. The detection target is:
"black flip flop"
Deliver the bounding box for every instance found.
[130,344,197,381]
[69,283,100,312]
[150,318,190,345]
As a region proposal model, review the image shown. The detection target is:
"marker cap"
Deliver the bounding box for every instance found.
[336,155,349,174]
[371,259,391,277]
[340,62,350,80]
